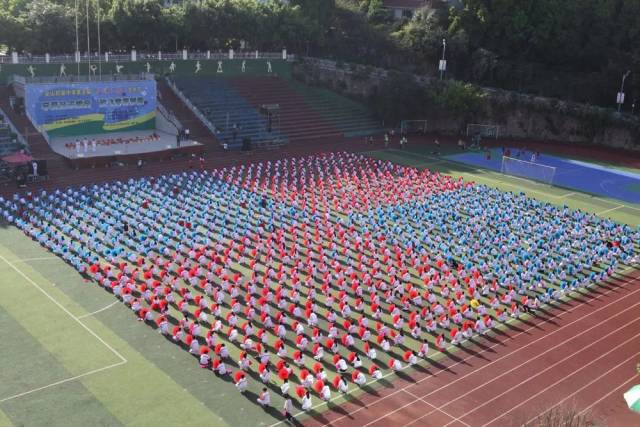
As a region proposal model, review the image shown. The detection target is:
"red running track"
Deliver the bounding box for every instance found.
[300,269,640,427]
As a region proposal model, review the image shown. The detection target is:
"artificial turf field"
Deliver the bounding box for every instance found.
[0,147,638,427]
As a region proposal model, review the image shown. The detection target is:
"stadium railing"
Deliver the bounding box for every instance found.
[0,51,294,65]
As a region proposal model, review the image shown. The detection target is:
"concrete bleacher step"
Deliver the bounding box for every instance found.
[228,76,381,142]
[173,76,289,146]
[170,75,383,147]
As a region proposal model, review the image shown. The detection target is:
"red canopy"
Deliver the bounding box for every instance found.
[2,152,33,165]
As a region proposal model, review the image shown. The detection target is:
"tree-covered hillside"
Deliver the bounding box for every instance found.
[0,0,638,109]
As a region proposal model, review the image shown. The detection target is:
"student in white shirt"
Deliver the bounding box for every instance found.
[301,391,312,411]
[257,388,270,407]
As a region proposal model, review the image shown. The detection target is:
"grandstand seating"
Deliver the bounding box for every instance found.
[0,113,23,156]
[173,76,382,149]
[172,77,288,150]
[229,77,382,141]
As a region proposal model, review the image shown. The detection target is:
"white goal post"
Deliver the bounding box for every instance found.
[400,120,428,134]
[467,123,500,139]
[501,156,556,185]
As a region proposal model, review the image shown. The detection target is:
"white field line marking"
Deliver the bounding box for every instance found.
[0,361,127,403]
[462,322,640,426]
[393,150,575,200]
[524,354,640,426]
[404,150,640,215]
[597,205,625,216]
[416,160,445,167]
[0,253,128,402]
[13,256,58,263]
[398,151,640,214]
[77,301,119,319]
[318,269,640,427]
[575,372,640,418]
[400,390,471,427]
[406,304,640,427]
[268,270,639,427]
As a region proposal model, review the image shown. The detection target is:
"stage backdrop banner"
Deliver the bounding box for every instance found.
[25,79,156,137]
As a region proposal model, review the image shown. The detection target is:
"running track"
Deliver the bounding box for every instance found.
[300,269,640,427]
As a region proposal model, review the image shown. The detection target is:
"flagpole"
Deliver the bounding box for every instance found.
[96,0,102,77]
[75,0,80,77]
[86,0,91,80]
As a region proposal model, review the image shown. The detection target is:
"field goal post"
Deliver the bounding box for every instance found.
[466,123,500,139]
[400,119,428,135]
[501,156,557,185]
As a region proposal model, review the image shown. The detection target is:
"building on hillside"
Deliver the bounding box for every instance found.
[383,0,428,19]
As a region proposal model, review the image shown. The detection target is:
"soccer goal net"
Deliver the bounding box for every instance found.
[467,124,500,139]
[501,156,556,185]
[400,120,428,134]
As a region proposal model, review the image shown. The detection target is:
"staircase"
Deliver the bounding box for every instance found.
[0,123,19,156]
[228,76,342,142]
[157,79,220,150]
[171,77,288,150]
[0,85,68,181]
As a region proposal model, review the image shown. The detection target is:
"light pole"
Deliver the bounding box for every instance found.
[617,70,631,113]
[439,38,447,80]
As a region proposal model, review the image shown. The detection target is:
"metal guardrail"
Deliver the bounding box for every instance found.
[0,51,295,65]
[14,73,154,84]
[165,77,218,138]
[157,102,180,132]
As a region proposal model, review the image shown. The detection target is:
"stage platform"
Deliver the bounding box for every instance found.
[50,130,201,159]
[49,130,204,168]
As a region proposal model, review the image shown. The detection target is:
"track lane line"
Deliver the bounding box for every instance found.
[339,276,640,427]
[523,355,640,425]
[403,303,640,427]
[468,325,640,426]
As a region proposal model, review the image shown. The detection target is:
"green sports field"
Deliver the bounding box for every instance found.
[0,147,638,427]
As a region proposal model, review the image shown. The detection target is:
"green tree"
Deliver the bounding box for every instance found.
[369,72,427,124]
[0,11,27,52]
[291,0,335,26]
[21,0,75,53]
[109,0,173,51]
[427,80,486,124]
